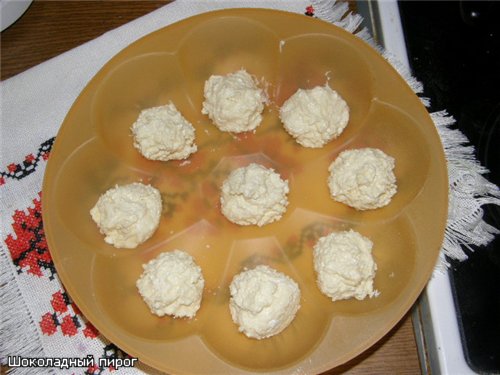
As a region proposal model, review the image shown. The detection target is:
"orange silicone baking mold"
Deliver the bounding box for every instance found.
[43,9,448,374]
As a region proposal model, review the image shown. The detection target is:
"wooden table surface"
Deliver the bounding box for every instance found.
[0,1,422,374]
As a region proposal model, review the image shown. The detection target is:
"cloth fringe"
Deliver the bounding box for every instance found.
[0,244,54,374]
[433,111,500,268]
[311,0,500,270]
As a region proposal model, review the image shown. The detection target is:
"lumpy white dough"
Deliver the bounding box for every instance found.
[220,163,289,226]
[131,103,197,161]
[313,230,379,301]
[202,69,267,133]
[328,148,397,210]
[229,265,301,339]
[90,182,162,249]
[279,84,349,148]
[136,250,204,318]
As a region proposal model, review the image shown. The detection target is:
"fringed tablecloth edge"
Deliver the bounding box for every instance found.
[0,243,54,374]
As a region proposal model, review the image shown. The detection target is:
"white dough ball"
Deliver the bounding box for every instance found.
[202,70,266,133]
[328,148,397,210]
[136,250,204,318]
[280,85,349,148]
[229,265,301,339]
[220,163,289,227]
[313,230,379,301]
[131,103,197,161]
[90,182,162,249]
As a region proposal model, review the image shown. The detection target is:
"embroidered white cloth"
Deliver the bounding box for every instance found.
[1,1,499,374]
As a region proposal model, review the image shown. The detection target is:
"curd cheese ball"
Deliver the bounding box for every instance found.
[136,250,204,318]
[229,265,301,339]
[328,148,397,210]
[220,163,289,226]
[313,230,379,301]
[201,69,267,133]
[90,182,162,249]
[279,84,349,148]
[131,103,197,161]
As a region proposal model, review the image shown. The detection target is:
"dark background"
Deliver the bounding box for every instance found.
[399,1,500,372]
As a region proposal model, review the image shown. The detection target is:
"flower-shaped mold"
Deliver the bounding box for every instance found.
[43,9,448,375]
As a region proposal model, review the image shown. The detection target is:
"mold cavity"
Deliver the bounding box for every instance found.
[329,101,432,222]
[322,215,418,315]
[177,17,281,112]
[276,34,374,134]
[200,236,329,370]
[53,138,165,255]
[91,220,220,340]
[91,53,196,169]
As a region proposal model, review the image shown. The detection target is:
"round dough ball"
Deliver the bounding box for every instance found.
[328,148,397,210]
[220,163,289,226]
[229,265,301,339]
[131,103,197,161]
[279,85,349,148]
[202,69,267,133]
[136,250,204,318]
[313,230,379,301]
[90,182,162,249]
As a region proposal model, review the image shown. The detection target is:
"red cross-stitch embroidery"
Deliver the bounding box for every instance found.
[25,154,36,163]
[39,290,99,339]
[0,137,54,186]
[5,192,56,279]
